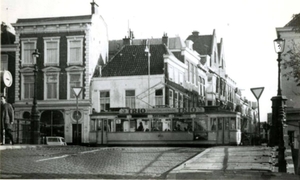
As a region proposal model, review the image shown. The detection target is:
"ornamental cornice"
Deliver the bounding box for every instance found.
[13,22,90,34]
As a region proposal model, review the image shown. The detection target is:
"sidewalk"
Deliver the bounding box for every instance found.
[0,144,47,151]
[167,146,299,180]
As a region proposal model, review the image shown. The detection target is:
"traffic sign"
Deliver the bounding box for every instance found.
[250,87,264,100]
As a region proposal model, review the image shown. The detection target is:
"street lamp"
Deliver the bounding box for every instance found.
[270,34,287,172]
[145,41,151,108]
[72,87,83,145]
[31,49,41,144]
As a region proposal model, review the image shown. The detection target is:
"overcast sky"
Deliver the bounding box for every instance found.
[1,0,300,122]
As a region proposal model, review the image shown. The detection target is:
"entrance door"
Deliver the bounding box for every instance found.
[72,124,82,145]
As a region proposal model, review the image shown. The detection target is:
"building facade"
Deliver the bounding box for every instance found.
[1,22,17,104]
[11,2,108,144]
[276,13,300,149]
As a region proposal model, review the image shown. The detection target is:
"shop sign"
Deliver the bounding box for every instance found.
[178,107,205,113]
[119,107,205,114]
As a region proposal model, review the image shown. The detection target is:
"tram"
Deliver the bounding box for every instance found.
[89,106,241,146]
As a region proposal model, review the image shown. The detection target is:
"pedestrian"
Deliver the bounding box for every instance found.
[137,122,144,132]
[1,95,15,145]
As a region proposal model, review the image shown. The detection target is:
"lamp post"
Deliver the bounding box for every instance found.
[270,34,287,172]
[72,87,83,145]
[31,49,41,144]
[145,41,151,108]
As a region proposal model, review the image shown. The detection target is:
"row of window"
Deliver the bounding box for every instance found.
[90,117,240,133]
[100,89,164,111]
[21,36,84,67]
[22,72,82,100]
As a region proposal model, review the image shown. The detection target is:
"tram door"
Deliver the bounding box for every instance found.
[97,119,108,144]
[217,118,230,144]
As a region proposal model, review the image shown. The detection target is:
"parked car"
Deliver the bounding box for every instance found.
[45,136,67,146]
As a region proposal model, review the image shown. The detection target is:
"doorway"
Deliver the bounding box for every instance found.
[72,124,82,145]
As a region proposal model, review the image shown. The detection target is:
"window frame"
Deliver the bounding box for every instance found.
[125,90,136,108]
[100,91,110,112]
[67,72,83,100]
[43,37,60,66]
[67,35,84,66]
[21,72,35,100]
[44,71,60,100]
[21,38,37,66]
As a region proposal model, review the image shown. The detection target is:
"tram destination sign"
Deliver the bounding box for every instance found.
[119,107,204,114]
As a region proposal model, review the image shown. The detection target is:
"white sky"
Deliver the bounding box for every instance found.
[1,0,300,122]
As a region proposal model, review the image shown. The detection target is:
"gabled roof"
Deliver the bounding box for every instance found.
[186,32,213,55]
[285,13,300,27]
[102,44,167,77]
[109,37,184,53]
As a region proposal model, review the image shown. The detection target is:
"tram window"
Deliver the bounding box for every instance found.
[230,118,236,130]
[152,119,163,131]
[210,118,217,131]
[225,118,229,130]
[97,120,102,130]
[107,119,114,132]
[194,119,208,131]
[173,119,192,131]
[218,118,223,130]
[90,120,96,131]
[130,119,136,132]
[136,119,150,132]
[116,119,129,132]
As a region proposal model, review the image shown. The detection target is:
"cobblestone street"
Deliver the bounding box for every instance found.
[0,146,204,179]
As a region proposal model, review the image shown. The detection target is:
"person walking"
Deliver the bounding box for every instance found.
[1,95,14,145]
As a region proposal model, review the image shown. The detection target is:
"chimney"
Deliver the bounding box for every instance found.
[192,31,199,36]
[91,0,99,15]
[123,36,132,45]
[162,33,169,47]
[185,40,194,50]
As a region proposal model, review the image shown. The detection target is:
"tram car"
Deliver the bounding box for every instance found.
[89,106,242,146]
